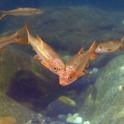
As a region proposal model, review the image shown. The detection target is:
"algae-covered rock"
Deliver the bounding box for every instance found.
[92,55,124,124]
[78,55,124,124]
[0,116,16,124]
[66,113,83,124]
[0,46,61,119]
[0,93,35,124]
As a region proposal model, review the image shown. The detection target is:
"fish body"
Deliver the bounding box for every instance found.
[60,41,97,86]
[0,24,28,49]
[0,7,43,20]
[95,37,124,53]
[26,28,65,75]
[95,40,121,53]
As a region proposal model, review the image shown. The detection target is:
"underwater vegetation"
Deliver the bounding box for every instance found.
[0,4,124,124]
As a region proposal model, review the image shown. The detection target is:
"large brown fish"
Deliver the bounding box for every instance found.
[59,41,97,86]
[0,24,28,49]
[0,7,43,20]
[26,27,66,76]
[95,36,124,53]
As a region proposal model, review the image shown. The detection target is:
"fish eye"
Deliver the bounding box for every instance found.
[68,76,72,80]
[54,67,57,70]
[54,67,59,72]
[99,46,102,49]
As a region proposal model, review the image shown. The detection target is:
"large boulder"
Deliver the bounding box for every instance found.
[77,54,124,124]
[0,46,62,122]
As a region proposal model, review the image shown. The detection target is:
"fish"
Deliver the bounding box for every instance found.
[58,96,76,107]
[0,24,28,49]
[0,7,43,20]
[59,41,97,86]
[26,26,66,76]
[0,116,16,124]
[95,36,124,53]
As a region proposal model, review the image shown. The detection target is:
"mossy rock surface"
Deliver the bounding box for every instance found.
[78,55,124,124]
[0,46,62,123]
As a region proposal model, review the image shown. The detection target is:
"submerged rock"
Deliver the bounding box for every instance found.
[0,93,34,124]
[66,113,83,124]
[92,55,124,124]
[0,116,16,124]
[78,55,124,124]
[0,46,62,122]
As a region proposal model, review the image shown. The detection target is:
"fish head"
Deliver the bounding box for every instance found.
[59,66,79,86]
[59,55,88,86]
[59,72,77,86]
[95,43,111,53]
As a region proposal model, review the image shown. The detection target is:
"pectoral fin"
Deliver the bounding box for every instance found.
[33,55,42,61]
[90,52,97,60]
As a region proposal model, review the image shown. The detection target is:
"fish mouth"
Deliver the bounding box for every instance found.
[59,76,76,86]
[36,9,44,14]
[59,78,69,86]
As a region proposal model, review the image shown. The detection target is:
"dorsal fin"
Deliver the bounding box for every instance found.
[78,48,84,54]
[88,41,97,53]
[88,41,97,60]
[25,25,36,44]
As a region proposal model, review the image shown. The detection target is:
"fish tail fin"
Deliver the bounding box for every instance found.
[0,10,7,20]
[120,36,124,49]
[14,24,29,44]
[88,41,97,60]
[0,24,28,49]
